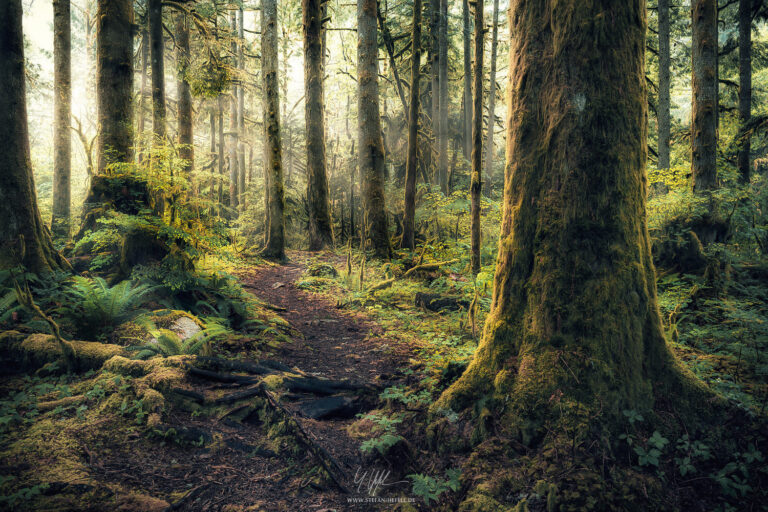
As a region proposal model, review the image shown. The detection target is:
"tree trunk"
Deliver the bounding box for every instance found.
[462,0,472,162]
[304,0,334,250]
[238,7,246,207]
[657,0,670,170]
[228,12,239,211]
[402,0,422,250]
[483,0,499,196]
[218,96,225,206]
[430,0,440,185]
[0,0,70,273]
[96,0,133,173]
[176,13,193,171]
[438,0,449,195]
[149,0,165,140]
[357,0,391,259]
[469,0,483,275]
[737,0,752,183]
[261,0,286,260]
[691,0,717,193]
[436,0,699,434]
[138,25,149,161]
[52,0,72,238]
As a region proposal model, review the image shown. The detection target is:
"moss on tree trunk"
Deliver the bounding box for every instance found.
[435,0,711,440]
[52,0,72,239]
[401,0,422,250]
[0,0,71,273]
[691,0,718,193]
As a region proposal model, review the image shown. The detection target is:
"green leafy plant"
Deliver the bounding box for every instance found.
[127,317,230,358]
[407,468,461,505]
[358,413,404,455]
[63,276,154,338]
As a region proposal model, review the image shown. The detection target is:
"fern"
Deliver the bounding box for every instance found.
[63,277,155,338]
[128,318,230,358]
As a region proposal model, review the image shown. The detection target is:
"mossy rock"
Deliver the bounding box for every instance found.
[306,262,338,277]
[19,334,126,372]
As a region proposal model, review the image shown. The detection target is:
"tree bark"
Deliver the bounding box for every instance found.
[238,7,246,207]
[305,0,334,250]
[358,0,391,259]
[0,0,70,273]
[469,0,483,275]
[229,12,240,211]
[149,0,166,140]
[96,0,133,173]
[436,0,698,431]
[691,0,718,193]
[737,0,752,183]
[483,0,499,196]
[462,0,472,162]
[402,0,422,250]
[438,0,449,194]
[176,13,193,171]
[657,0,670,170]
[429,0,440,185]
[138,25,149,161]
[261,0,286,260]
[52,0,72,238]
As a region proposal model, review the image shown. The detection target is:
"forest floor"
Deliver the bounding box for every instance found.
[0,251,433,511]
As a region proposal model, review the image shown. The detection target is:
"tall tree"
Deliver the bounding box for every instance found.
[469,0,483,275]
[357,0,391,259]
[238,7,246,207]
[96,0,134,173]
[52,0,72,238]
[436,0,696,432]
[483,0,500,195]
[462,0,472,161]
[402,0,422,250]
[149,0,166,139]
[737,0,752,183]
[261,0,286,260]
[430,0,440,184]
[438,0,449,194]
[176,12,193,171]
[691,0,718,192]
[228,12,240,210]
[304,0,334,250]
[0,0,70,272]
[657,0,671,170]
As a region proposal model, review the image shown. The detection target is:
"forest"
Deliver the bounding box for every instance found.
[1,0,768,510]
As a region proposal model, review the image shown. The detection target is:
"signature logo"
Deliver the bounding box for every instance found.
[353,466,408,496]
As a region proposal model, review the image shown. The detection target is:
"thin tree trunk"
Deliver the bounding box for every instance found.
[738,0,752,183]
[138,25,149,161]
[229,12,239,211]
[149,0,166,140]
[438,0,448,194]
[691,0,718,193]
[96,0,133,173]
[261,0,285,260]
[658,0,670,170]
[305,0,334,250]
[462,0,472,162]
[52,0,72,238]
[238,7,246,207]
[176,13,193,171]
[483,0,499,196]
[430,0,440,185]
[402,0,422,250]
[470,0,483,275]
[210,108,216,202]
[358,0,391,259]
[0,0,70,273]
[218,96,225,207]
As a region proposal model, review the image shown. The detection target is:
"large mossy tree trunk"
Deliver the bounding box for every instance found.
[260,0,286,261]
[483,0,499,196]
[401,0,422,251]
[657,0,671,171]
[304,0,334,251]
[469,0,483,275]
[0,0,70,273]
[737,0,752,183]
[176,13,194,172]
[435,0,705,437]
[149,0,166,140]
[52,0,72,239]
[691,0,718,193]
[96,0,133,173]
[357,0,391,260]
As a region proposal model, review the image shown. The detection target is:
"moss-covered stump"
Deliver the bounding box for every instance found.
[76,174,151,239]
[2,334,126,372]
[119,225,171,276]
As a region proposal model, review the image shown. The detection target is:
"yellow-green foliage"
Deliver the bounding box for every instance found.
[20,334,125,371]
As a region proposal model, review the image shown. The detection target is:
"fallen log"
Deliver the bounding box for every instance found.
[366,258,460,293]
